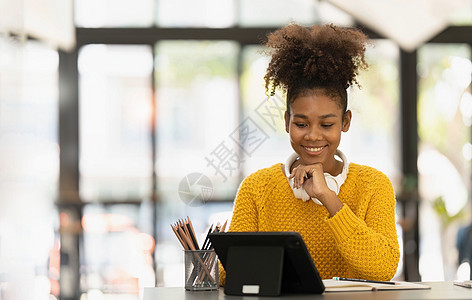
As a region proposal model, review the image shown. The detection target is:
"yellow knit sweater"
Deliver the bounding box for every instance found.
[219,162,400,285]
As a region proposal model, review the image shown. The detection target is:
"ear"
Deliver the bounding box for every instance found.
[342,110,352,132]
[284,111,290,133]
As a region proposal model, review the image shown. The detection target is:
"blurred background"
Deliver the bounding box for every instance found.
[1,0,472,299]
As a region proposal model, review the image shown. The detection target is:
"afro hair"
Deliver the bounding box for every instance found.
[264,23,369,103]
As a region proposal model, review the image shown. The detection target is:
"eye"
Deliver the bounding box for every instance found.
[295,123,307,128]
[321,124,334,128]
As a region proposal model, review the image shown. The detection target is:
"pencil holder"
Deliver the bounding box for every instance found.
[184,250,219,291]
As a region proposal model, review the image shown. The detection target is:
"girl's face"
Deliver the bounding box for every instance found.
[284,91,351,175]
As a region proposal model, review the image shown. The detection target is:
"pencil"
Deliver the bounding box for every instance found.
[332,277,398,285]
[186,217,200,250]
[170,224,188,250]
[220,219,228,232]
[202,225,213,250]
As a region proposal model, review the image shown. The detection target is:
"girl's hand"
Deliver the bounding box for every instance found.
[290,163,343,216]
[290,163,329,199]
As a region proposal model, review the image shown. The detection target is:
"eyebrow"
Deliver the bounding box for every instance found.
[293,113,337,119]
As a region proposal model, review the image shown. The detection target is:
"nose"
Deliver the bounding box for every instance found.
[304,126,322,141]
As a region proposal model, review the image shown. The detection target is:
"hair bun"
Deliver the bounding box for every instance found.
[264,23,369,95]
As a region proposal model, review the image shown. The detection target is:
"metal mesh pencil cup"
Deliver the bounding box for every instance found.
[184,250,219,291]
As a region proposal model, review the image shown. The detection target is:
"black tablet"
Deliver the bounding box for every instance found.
[209,231,325,296]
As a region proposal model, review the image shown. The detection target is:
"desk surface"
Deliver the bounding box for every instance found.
[144,282,472,300]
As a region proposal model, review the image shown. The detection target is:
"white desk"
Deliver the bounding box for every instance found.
[144,282,472,300]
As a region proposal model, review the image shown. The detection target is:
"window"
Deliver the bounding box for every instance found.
[0,38,59,299]
[75,0,354,28]
[240,45,293,173]
[78,44,154,202]
[239,0,318,27]
[75,0,155,27]
[344,40,401,187]
[156,0,235,27]
[417,44,472,281]
[155,40,240,202]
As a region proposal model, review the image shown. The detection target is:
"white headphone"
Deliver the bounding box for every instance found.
[284,149,349,205]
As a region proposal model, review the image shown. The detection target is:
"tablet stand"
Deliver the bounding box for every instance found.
[224,245,285,296]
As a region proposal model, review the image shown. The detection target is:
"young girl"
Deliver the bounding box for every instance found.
[219,23,400,284]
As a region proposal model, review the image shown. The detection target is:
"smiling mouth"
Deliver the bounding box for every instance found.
[302,145,326,152]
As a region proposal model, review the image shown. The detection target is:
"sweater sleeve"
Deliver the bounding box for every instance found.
[325,170,400,281]
[218,173,261,286]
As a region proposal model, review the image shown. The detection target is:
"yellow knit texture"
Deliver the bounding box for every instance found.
[219,163,400,285]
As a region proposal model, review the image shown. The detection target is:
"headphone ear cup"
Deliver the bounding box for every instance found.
[291,183,311,201]
[292,186,303,199]
[292,188,303,199]
[324,174,340,195]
